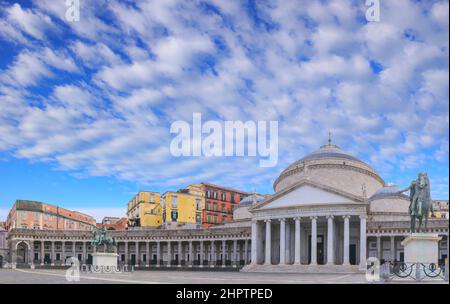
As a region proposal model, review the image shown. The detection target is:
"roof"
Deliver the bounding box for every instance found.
[370,184,409,200]
[282,143,372,174]
[201,182,249,194]
[236,194,265,208]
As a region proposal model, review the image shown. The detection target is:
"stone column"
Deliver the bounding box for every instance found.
[222,240,226,267]
[343,215,350,265]
[40,241,45,265]
[327,215,335,265]
[280,218,286,265]
[210,240,215,267]
[135,241,140,266]
[199,241,204,268]
[146,241,150,267]
[188,241,193,267]
[178,241,182,267]
[233,240,237,267]
[359,215,367,268]
[125,241,129,265]
[390,236,395,263]
[156,241,161,267]
[51,241,55,266]
[29,241,34,266]
[310,217,317,265]
[167,241,172,267]
[82,242,87,264]
[264,219,272,265]
[244,239,249,264]
[376,236,382,261]
[72,242,76,260]
[251,220,258,265]
[61,241,65,263]
[294,217,301,265]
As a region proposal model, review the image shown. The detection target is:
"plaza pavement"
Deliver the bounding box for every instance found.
[0,269,446,284]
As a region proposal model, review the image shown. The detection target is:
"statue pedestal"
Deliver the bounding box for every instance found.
[401,233,441,280]
[92,253,118,268]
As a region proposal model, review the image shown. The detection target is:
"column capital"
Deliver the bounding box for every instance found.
[359,214,367,220]
[294,217,301,221]
[326,215,334,220]
[279,218,286,223]
[264,219,271,223]
[342,215,351,220]
[310,216,318,221]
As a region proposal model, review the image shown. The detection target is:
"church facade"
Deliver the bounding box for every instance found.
[4,141,449,272]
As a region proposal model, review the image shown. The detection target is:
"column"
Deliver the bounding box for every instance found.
[376,236,382,261]
[310,217,317,265]
[61,241,65,263]
[82,242,87,264]
[72,242,76,260]
[188,241,193,267]
[390,236,395,263]
[178,241,182,267]
[51,241,55,266]
[359,215,367,268]
[146,241,150,267]
[156,241,161,267]
[343,215,350,265]
[327,215,335,265]
[251,220,258,265]
[167,241,172,267]
[280,218,286,265]
[135,241,140,266]
[264,219,271,265]
[125,241,129,265]
[200,241,204,267]
[294,217,301,265]
[244,239,249,264]
[29,241,34,266]
[210,241,215,267]
[233,240,237,267]
[222,240,226,267]
[40,241,45,265]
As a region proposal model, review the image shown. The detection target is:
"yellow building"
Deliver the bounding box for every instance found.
[127,191,163,227]
[162,190,203,228]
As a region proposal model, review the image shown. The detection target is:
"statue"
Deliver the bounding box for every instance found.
[399,172,434,233]
[92,225,116,251]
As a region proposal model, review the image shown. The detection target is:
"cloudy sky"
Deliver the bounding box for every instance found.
[0,0,448,221]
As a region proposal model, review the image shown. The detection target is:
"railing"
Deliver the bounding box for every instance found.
[380,261,448,282]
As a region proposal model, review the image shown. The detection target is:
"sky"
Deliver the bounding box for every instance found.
[0,0,448,222]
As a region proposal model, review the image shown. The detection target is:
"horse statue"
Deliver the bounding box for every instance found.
[92,225,116,251]
[399,172,434,233]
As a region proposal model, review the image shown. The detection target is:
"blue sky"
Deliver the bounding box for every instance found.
[0,0,448,221]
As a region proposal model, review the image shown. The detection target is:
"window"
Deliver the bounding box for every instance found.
[213,203,218,212]
[196,199,201,210]
[206,190,211,198]
[150,193,155,203]
[213,192,218,199]
[171,211,178,221]
[207,215,212,223]
[221,193,226,201]
[196,214,201,224]
[172,196,178,208]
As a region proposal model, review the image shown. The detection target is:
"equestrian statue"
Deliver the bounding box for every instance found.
[399,172,435,233]
[92,225,116,251]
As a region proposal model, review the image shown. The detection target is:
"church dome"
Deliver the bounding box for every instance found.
[369,183,408,201]
[273,141,384,198]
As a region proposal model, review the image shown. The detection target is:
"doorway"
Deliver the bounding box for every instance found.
[350,244,356,265]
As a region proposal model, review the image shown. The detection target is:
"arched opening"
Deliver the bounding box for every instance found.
[16,242,29,264]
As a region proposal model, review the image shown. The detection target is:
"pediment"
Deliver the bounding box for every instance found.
[252,179,363,210]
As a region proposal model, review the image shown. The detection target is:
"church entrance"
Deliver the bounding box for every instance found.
[308,235,325,265]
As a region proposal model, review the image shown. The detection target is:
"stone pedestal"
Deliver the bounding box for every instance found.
[401,233,441,263]
[92,253,118,268]
[401,233,441,281]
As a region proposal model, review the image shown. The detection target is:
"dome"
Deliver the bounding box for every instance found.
[370,183,409,201]
[237,194,265,208]
[274,141,384,198]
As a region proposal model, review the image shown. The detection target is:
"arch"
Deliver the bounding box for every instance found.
[15,241,30,264]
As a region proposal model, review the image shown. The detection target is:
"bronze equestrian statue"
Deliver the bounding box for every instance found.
[399,172,434,233]
[92,225,116,251]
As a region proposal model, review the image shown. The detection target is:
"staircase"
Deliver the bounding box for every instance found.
[241,264,364,274]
